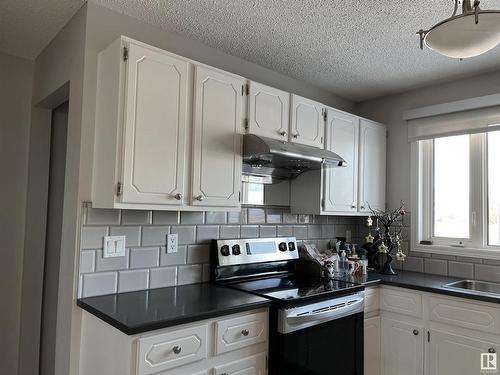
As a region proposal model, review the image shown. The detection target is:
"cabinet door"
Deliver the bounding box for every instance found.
[121,42,188,205]
[290,94,325,148]
[428,329,499,375]
[248,81,289,141]
[191,66,243,207]
[323,109,359,213]
[213,352,267,375]
[381,317,423,375]
[364,317,381,375]
[358,119,386,213]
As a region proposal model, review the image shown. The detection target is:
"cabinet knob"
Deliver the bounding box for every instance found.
[489,348,496,354]
[413,329,419,336]
[173,193,182,200]
[351,205,356,209]
[360,205,365,209]
[241,329,249,336]
[292,132,300,138]
[221,373,228,375]
[172,346,182,354]
[195,195,204,201]
[279,130,287,137]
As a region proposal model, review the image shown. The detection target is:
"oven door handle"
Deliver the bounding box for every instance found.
[286,298,364,324]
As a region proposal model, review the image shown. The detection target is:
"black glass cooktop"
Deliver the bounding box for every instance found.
[229,275,364,304]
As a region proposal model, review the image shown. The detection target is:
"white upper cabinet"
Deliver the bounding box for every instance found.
[121,41,189,206]
[290,94,325,148]
[247,81,289,141]
[323,109,359,213]
[358,119,386,212]
[191,66,243,207]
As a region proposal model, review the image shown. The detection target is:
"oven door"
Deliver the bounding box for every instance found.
[271,292,364,375]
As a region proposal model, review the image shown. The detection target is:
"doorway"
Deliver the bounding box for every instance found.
[39,101,68,375]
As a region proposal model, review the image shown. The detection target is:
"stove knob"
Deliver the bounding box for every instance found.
[278,242,287,252]
[288,242,296,251]
[232,244,241,255]
[220,245,230,256]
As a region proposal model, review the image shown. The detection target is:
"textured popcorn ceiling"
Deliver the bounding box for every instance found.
[2,0,500,100]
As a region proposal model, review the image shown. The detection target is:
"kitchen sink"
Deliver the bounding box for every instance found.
[444,279,500,296]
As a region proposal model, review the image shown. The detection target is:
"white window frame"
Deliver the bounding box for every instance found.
[411,132,500,259]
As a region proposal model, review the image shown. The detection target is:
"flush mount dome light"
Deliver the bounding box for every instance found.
[417,0,500,58]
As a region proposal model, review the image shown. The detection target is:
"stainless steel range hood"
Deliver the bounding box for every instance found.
[242,134,347,184]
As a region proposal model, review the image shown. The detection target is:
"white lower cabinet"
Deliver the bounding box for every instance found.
[380,317,424,375]
[213,352,267,375]
[79,308,268,375]
[428,328,499,375]
[364,316,381,375]
[367,286,500,375]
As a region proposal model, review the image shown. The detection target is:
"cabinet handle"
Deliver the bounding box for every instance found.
[241,329,249,336]
[279,130,287,137]
[489,348,496,353]
[172,346,182,354]
[195,195,204,201]
[413,329,419,336]
[173,193,182,200]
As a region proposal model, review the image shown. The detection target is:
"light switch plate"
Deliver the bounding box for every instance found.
[103,236,126,258]
[167,233,178,254]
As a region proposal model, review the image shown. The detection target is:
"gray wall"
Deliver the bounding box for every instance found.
[0,52,33,375]
[356,70,500,278]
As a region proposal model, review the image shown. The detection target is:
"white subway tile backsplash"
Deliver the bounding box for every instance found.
[196,225,219,244]
[86,208,120,225]
[95,249,129,272]
[206,211,227,224]
[293,225,308,240]
[321,225,334,239]
[277,225,293,237]
[82,272,117,297]
[247,208,266,224]
[171,226,196,245]
[142,226,169,247]
[260,225,277,238]
[121,210,152,225]
[160,245,187,266]
[424,258,448,276]
[298,215,312,224]
[308,225,322,239]
[220,225,240,239]
[202,264,211,282]
[153,211,179,225]
[109,226,141,247]
[403,257,424,273]
[180,211,205,224]
[240,225,260,238]
[80,251,96,274]
[150,267,177,288]
[475,264,500,282]
[187,244,210,264]
[227,209,246,224]
[81,226,108,249]
[129,247,160,269]
[282,212,298,224]
[266,209,282,224]
[178,265,202,285]
[448,261,474,279]
[118,269,149,292]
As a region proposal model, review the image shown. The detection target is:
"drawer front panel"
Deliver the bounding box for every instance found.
[213,352,267,375]
[380,288,422,318]
[365,287,380,313]
[137,324,207,375]
[428,295,500,334]
[215,311,267,355]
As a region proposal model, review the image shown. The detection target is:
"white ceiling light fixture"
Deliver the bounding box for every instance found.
[417,0,500,59]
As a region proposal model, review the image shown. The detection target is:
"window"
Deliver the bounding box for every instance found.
[413,131,500,257]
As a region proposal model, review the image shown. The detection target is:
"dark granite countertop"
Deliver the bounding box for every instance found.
[339,270,500,304]
[77,283,272,335]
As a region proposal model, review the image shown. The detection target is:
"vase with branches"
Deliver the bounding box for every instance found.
[363,201,407,275]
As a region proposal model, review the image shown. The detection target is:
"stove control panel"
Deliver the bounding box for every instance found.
[216,237,299,266]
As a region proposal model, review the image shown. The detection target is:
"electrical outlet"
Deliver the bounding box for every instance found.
[167,233,178,254]
[103,236,126,258]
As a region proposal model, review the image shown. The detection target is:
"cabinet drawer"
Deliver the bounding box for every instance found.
[428,295,500,334]
[137,324,207,375]
[213,352,267,375]
[365,287,380,313]
[380,287,422,318]
[215,311,267,355]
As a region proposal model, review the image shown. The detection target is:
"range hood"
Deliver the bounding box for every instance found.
[242,134,347,184]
